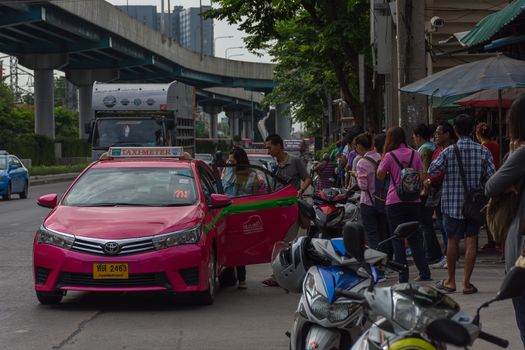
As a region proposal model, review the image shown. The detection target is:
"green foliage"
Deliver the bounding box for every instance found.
[55,106,79,138]
[55,136,91,157]
[195,120,208,138]
[30,163,89,176]
[0,133,55,166]
[207,0,372,129]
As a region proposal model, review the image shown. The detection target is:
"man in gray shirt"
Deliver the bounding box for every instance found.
[265,134,312,197]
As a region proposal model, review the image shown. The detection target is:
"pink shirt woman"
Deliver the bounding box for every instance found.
[356,150,381,206]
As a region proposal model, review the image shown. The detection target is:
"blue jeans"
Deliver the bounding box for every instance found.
[386,202,431,283]
[513,295,525,347]
[420,199,443,262]
[361,203,392,258]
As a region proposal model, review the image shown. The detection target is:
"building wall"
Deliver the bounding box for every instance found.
[425,0,508,73]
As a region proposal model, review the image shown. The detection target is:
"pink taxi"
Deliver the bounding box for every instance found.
[33,147,298,305]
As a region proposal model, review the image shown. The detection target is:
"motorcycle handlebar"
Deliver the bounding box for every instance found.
[478,331,509,348]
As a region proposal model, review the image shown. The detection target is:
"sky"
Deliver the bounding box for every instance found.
[106,0,273,63]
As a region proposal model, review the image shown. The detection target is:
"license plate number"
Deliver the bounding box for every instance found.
[93,263,128,279]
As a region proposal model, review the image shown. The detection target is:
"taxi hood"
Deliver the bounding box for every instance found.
[43,205,203,239]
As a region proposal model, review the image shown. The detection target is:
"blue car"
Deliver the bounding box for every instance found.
[0,151,29,200]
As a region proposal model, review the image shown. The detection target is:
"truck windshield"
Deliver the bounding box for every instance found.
[63,168,197,207]
[93,118,164,149]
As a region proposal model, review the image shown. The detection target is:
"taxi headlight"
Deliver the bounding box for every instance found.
[152,225,202,249]
[37,225,74,249]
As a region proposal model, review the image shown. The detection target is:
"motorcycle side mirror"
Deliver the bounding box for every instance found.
[426,319,470,347]
[393,221,419,240]
[343,222,365,262]
[496,267,525,301]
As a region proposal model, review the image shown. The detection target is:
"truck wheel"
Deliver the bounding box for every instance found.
[20,181,28,199]
[2,182,11,200]
[218,267,237,287]
[195,248,217,305]
[36,291,63,305]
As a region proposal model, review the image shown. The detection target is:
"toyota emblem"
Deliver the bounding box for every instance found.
[103,242,120,255]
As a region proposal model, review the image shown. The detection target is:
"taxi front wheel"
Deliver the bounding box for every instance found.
[195,248,217,305]
[36,291,63,305]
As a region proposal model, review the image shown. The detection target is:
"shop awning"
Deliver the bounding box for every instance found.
[460,0,525,47]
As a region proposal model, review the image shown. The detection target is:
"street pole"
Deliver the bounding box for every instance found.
[251,91,255,140]
[214,35,233,57]
[167,0,172,42]
[224,46,243,58]
[199,0,203,60]
[396,0,427,139]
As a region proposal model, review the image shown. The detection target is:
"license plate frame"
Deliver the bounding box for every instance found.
[93,263,129,279]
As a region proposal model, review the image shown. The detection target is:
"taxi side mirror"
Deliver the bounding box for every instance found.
[37,194,58,208]
[209,194,232,209]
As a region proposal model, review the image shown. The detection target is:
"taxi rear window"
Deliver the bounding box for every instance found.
[62,168,197,207]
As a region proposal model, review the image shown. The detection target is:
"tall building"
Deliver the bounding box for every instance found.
[179,6,214,56]
[117,5,214,56]
[117,5,158,29]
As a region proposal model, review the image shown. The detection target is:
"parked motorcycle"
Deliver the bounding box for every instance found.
[299,187,359,239]
[271,221,419,350]
[340,226,523,350]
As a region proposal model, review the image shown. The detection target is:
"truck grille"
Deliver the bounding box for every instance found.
[57,272,171,289]
[71,236,155,256]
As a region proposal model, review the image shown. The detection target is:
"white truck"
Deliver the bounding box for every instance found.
[86,81,195,160]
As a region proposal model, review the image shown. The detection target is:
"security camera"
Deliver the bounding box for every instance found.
[430,16,444,29]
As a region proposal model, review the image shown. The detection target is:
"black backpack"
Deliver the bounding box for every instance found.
[453,145,487,225]
[389,150,421,202]
[362,156,387,213]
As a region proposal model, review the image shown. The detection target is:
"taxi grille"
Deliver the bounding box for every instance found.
[71,237,155,256]
[57,272,171,289]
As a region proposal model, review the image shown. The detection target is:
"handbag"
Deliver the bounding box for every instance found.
[487,179,524,243]
[453,145,487,225]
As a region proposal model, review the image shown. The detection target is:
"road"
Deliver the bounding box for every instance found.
[0,181,521,349]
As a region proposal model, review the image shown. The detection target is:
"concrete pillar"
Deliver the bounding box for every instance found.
[66,69,119,139]
[396,0,427,136]
[233,112,241,136]
[203,106,221,140]
[19,54,68,138]
[34,69,55,138]
[275,104,292,140]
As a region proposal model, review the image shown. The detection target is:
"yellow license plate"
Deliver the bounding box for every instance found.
[93,263,129,279]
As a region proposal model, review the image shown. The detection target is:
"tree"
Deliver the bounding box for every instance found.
[206,0,375,128]
[55,106,79,138]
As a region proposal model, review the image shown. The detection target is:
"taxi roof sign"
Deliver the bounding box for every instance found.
[109,147,184,158]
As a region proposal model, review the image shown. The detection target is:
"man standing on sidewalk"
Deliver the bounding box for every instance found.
[262,134,312,286]
[428,114,495,294]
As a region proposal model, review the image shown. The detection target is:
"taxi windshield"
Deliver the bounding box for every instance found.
[63,167,197,207]
[0,157,6,170]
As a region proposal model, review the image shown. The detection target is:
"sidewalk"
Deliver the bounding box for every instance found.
[29,172,80,186]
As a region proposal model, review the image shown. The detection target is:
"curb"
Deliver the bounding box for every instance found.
[30,173,80,186]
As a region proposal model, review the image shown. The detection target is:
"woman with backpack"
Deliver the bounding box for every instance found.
[355,133,389,255]
[485,94,525,346]
[377,126,431,283]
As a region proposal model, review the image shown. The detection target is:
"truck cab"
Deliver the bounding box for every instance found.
[87,82,195,160]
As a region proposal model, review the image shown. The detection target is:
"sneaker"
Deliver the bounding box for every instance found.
[430,256,447,269]
[238,281,247,289]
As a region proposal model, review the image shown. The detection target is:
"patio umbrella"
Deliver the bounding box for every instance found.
[400,54,525,98]
[455,88,525,108]
[400,54,525,160]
